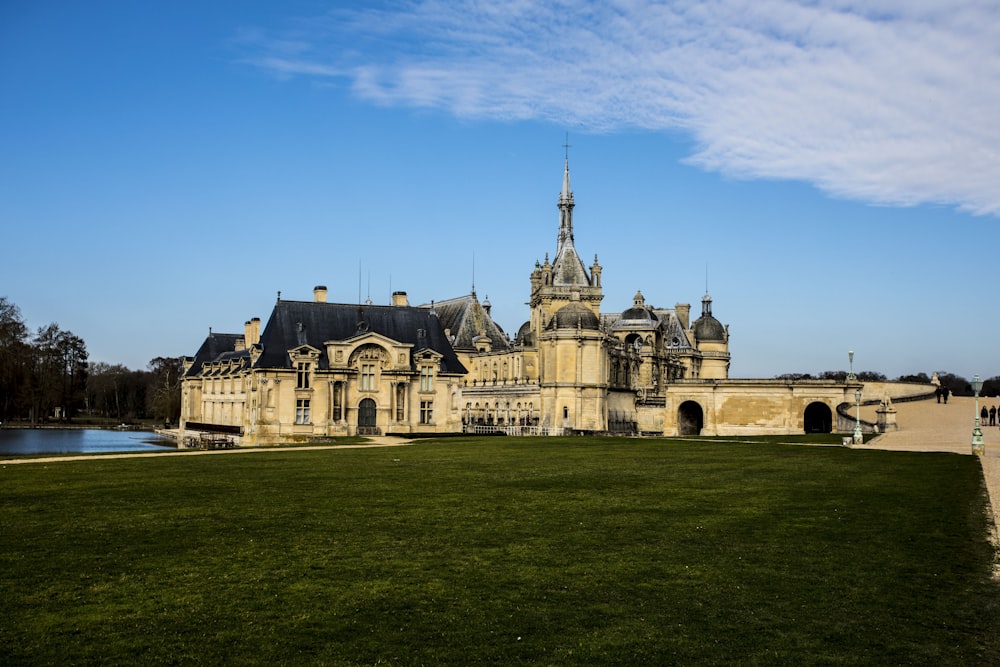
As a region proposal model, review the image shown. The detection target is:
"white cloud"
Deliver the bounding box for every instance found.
[245,0,1000,215]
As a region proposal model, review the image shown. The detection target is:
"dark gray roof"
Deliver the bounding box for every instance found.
[254,300,467,374]
[548,302,601,330]
[656,312,693,348]
[614,306,658,327]
[693,314,726,342]
[427,294,510,352]
[551,244,590,287]
[515,321,535,347]
[184,333,245,377]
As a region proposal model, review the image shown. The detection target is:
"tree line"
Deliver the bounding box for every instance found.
[0,296,182,425]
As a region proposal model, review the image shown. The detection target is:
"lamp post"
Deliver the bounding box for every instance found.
[972,375,985,455]
[847,350,856,381]
[853,388,863,444]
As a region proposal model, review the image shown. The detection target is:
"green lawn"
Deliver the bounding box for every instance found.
[2,437,998,665]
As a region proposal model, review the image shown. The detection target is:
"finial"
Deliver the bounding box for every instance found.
[276,290,281,302]
[563,132,571,161]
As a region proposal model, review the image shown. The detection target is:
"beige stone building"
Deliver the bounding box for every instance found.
[180,158,862,445]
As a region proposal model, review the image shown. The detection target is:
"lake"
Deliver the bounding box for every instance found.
[0,429,177,456]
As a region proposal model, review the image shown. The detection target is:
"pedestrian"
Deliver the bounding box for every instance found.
[991,405,997,427]
[935,386,942,403]
[942,387,950,404]
[981,406,989,425]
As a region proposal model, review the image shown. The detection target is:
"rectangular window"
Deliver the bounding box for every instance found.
[419,400,433,425]
[332,382,342,421]
[361,364,375,391]
[296,399,310,424]
[420,366,434,392]
[297,362,310,389]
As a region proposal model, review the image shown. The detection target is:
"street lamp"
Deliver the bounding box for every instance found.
[972,374,985,455]
[853,388,863,444]
[847,350,856,381]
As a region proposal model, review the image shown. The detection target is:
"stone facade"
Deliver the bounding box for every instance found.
[179,157,863,445]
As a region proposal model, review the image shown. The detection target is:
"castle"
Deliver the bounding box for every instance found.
[180,158,857,445]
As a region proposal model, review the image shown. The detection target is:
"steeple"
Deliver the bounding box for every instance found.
[550,150,590,288]
[556,157,575,256]
[528,141,603,337]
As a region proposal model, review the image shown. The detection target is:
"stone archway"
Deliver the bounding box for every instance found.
[678,401,704,436]
[804,401,833,433]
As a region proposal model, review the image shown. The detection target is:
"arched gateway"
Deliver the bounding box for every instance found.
[678,401,704,436]
[803,401,833,433]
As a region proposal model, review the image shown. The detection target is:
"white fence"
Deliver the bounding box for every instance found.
[464,424,565,437]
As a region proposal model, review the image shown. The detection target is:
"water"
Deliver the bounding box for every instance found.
[0,429,176,456]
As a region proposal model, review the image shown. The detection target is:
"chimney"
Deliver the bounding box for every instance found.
[392,291,409,307]
[245,317,261,346]
[314,285,328,303]
[676,303,691,330]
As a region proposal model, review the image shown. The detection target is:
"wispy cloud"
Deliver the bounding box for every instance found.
[244,0,1000,215]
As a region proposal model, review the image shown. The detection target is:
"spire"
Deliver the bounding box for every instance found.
[556,156,575,255]
[549,140,591,288]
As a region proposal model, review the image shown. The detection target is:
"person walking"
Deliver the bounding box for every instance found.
[981,406,989,425]
[991,405,997,427]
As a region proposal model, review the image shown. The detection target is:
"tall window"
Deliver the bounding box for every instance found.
[296,399,310,424]
[419,400,433,424]
[395,385,405,421]
[332,382,342,421]
[361,364,375,391]
[296,362,310,389]
[420,366,434,392]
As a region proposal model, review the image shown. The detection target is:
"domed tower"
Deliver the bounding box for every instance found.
[538,293,607,432]
[690,292,730,379]
[531,154,608,432]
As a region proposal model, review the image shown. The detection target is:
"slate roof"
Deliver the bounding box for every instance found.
[184,332,245,377]
[551,243,591,287]
[654,310,694,348]
[548,302,601,330]
[692,314,726,342]
[253,299,467,374]
[427,294,510,352]
[600,307,695,350]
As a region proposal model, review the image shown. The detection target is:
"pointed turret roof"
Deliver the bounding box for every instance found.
[552,157,591,287]
[425,293,510,352]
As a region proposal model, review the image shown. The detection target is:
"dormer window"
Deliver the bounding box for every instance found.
[296,362,311,389]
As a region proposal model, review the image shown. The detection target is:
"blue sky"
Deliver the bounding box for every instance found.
[2,1,997,380]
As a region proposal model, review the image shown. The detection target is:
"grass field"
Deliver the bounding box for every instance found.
[2,436,999,665]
